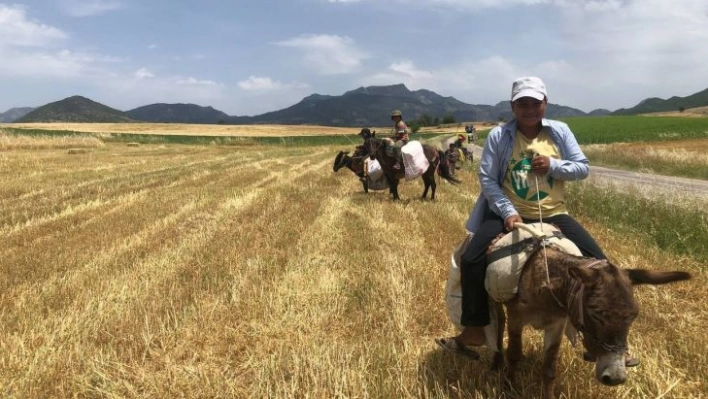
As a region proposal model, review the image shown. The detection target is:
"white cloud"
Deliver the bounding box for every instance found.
[135,68,154,79]
[363,61,436,90]
[60,0,124,17]
[0,5,67,47]
[147,44,158,50]
[237,76,309,94]
[0,47,121,78]
[0,5,123,79]
[176,77,217,86]
[275,34,368,75]
[238,76,282,91]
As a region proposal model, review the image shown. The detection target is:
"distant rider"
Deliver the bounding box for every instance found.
[383,109,409,169]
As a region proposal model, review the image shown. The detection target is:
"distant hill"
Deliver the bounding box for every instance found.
[16,96,135,123]
[126,103,231,124]
[228,84,588,127]
[588,109,612,116]
[11,83,707,126]
[612,87,708,115]
[0,107,35,123]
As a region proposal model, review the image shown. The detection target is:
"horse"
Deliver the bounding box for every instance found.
[492,243,691,398]
[363,135,460,200]
[333,148,387,193]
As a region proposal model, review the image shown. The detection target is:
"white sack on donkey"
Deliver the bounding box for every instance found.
[400,141,429,181]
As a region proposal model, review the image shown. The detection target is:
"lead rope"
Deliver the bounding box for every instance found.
[534,169,566,309]
[534,172,551,286]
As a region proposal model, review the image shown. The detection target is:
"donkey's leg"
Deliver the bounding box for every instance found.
[387,175,400,200]
[421,177,430,199]
[421,168,436,200]
[506,309,525,385]
[429,175,437,200]
[491,302,506,371]
[541,319,566,399]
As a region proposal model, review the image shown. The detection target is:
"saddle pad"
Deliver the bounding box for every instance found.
[484,223,582,302]
[401,141,429,181]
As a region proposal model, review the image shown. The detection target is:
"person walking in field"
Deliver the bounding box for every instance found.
[382,109,410,169]
[445,143,461,175]
[454,134,466,149]
[435,76,639,366]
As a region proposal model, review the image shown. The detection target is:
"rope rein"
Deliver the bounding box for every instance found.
[534,172,551,286]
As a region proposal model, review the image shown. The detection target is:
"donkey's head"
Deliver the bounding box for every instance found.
[333,151,350,172]
[568,263,690,386]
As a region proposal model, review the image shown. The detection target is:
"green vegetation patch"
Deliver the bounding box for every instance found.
[561,116,708,144]
[567,182,708,262]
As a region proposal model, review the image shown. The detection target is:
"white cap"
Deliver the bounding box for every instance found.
[511,76,547,102]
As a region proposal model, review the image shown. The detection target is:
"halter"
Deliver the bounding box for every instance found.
[566,260,628,354]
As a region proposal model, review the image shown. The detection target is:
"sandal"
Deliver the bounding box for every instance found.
[435,337,480,359]
[582,351,639,368]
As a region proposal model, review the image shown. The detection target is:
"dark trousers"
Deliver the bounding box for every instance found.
[459,209,605,326]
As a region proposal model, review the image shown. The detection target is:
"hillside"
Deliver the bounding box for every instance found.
[646,105,708,117]
[612,87,708,115]
[16,96,134,123]
[10,83,708,126]
[125,103,231,124]
[0,107,34,123]
[228,84,588,127]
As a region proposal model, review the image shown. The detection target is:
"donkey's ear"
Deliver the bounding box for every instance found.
[624,269,691,286]
[372,131,376,137]
[568,266,601,286]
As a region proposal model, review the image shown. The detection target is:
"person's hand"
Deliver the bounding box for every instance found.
[531,154,550,175]
[504,214,523,231]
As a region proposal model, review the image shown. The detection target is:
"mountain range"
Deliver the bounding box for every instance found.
[3,83,707,127]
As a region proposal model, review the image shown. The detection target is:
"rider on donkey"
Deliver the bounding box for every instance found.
[382,109,409,170]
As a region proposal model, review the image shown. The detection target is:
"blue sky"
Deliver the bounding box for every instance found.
[1,0,707,116]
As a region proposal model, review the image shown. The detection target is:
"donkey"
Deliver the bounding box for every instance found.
[333,150,370,193]
[498,245,690,399]
[363,135,460,200]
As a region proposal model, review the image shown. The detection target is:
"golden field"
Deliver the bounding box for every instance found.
[0,128,706,398]
[3,122,360,137]
[2,121,492,138]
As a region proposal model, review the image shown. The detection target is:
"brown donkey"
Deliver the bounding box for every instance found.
[498,246,690,399]
[363,135,460,200]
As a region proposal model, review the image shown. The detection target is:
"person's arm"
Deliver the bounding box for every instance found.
[478,128,518,220]
[547,121,589,181]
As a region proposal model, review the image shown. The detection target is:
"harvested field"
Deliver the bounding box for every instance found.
[3,121,494,138]
[0,138,704,399]
[4,122,361,137]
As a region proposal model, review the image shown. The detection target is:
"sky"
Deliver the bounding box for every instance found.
[1,0,707,117]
